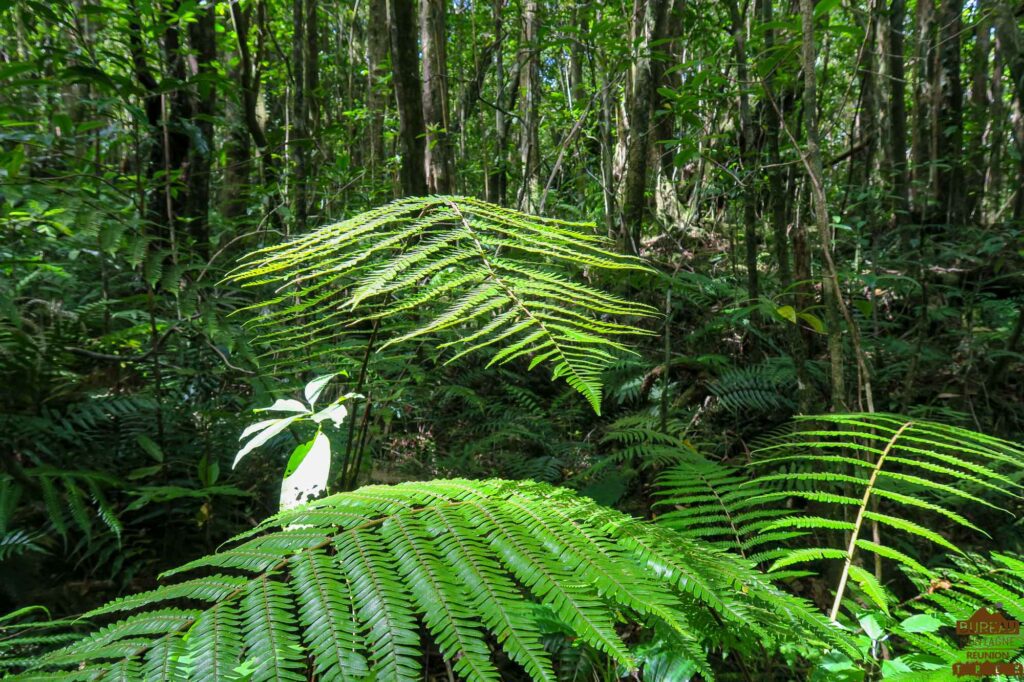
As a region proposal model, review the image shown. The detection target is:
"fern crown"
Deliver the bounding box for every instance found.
[227,196,657,413]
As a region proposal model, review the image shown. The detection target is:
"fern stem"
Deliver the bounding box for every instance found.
[339,320,379,491]
[828,420,913,621]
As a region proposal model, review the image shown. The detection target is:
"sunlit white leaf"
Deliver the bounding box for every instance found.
[311,402,347,428]
[256,398,309,414]
[233,415,303,468]
[303,374,336,408]
[279,431,331,510]
[238,418,280,441]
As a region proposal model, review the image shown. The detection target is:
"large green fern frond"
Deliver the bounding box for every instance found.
[10,479,853,680]
[748,413,1024,619]
[226,197,657,413]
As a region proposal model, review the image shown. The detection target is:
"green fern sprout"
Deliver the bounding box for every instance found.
[226,196,658,414]
[10,479,853,680]
[748,413,1024,621]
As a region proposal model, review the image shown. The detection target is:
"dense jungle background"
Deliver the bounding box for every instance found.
[4,0,1024,678]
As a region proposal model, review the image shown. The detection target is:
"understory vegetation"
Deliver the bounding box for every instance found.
[3,0,1024,679]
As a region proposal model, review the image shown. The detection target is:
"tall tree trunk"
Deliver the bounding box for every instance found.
[994,0,1024,221]
[852,5,879,196]
[725,0,758,301]
[303,0,319,218]
[517,0,541,212]
[965,1,992,223]
[886,0,910,224]
[186,0,217,255]
[486,0,507,204]
[126,0,167,240]
[160,0,194,257]
[228,0,282,226]
[911,0,935,219]
[800,0,847,411]
[935,0,964,226]
[420,0,454,193]
[653,0,683,226]
[291,0,309,229]
[620,0,668,255]
[387,0,427,196]
[367,0,389,189]
[760,0,790,291]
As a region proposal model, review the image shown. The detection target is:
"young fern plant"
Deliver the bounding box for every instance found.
[226,196,657,414]
[9,479,854,681]
[747,413,1024,622]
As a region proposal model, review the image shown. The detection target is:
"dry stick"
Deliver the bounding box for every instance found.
[829,421,913,621]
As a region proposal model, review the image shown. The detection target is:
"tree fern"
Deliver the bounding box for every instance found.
[748,413,1024,620]
[226,196,657,413]
[7,479,853,680]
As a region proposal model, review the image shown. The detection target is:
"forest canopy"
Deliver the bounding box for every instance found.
[2,0,1024,679]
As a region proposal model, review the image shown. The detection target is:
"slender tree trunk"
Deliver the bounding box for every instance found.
[367,0,389,191]
[420,0,454,193]
[186,0,217,254]
[760,0,790,291]
[965,1,992,223]
[994,0,1024,221]
[935,0,964,226]
[725,0,758,301]
[291,0,308,229]
[127,0,167,239]
[387,0,427,196]
[620,0,668,254]
[852,5,878,196]
[486,0,507,204]
[653,0,683,225]
[517,0,541,212]
[800,0,847,409]
[911,0,935,219]
[598,56,617,238]
[886,0,910,224]
[303,0,319,218]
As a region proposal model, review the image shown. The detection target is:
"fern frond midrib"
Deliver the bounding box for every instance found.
[827,419,913,621]
[441,199,602,410]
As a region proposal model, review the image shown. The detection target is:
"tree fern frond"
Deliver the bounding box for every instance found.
[749,413,1024,620]
[14,479,853,679]
[225,197,658,413]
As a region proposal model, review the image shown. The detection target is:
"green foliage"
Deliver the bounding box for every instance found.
[749,413,1024,617]
[9,478,851,680]
[655,455,797,564]
[708,358,798,415]
[227,196,657,413]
